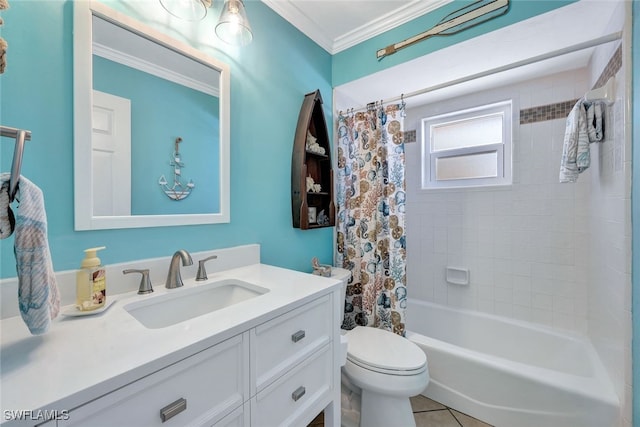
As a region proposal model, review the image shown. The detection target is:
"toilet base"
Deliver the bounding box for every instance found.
[361,392,415,427]
[341,373,419,427]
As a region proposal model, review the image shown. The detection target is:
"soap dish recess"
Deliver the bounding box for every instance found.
[446,267,469,285]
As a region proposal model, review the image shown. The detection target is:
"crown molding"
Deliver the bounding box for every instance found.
[261,0,452,54]
[93,43,219,97]
[333,0,452,53]
[261,0,334,52]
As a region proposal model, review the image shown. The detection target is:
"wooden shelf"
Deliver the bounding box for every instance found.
[291,90,335,229]
[305,150,329,159]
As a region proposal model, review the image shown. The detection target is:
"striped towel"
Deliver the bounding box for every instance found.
[0,178,14,238]
[559,99,605,183]
[2,173,60,334]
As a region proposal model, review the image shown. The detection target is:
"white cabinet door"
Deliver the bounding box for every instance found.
[60,334,248,427]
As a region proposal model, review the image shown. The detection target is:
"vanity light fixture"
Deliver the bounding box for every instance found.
[215,0,253,46]
[159,0,212,22]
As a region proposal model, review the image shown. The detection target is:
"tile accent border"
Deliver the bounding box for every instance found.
[404,129,417,143]
[519,44,622,125]
[594,43,622,90]
[519,100,579,124]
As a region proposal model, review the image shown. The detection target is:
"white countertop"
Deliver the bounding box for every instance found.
[0,263,341,423]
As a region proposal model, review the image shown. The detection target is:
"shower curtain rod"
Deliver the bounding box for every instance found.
[341,31,622,114]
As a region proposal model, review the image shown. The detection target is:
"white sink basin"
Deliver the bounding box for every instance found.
[124,279,269,329]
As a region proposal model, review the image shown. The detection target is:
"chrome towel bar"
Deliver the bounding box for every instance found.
[1,125,31,202]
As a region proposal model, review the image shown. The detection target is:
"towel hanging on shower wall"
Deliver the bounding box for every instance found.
[559,76,614,183]
[559,99,606,183]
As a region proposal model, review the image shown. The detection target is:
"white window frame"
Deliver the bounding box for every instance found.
[421,100,512,190]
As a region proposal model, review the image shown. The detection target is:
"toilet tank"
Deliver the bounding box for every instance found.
[330,267,351,323]
[329,267,351,366]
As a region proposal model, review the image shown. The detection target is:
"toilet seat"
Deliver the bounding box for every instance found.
[346,326,426,376]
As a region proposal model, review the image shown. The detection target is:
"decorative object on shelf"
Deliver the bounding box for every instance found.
[158,137,195,201]
[317,209,329,226]
[308,207,317,224]
[216,0,253,46]
[291,89,335,229]
[306,175,321,193]
[306,131,325,155]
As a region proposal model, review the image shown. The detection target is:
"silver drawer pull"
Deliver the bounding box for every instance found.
[292,386,306,402]
[160,397,187,422]
[291,330,306,343]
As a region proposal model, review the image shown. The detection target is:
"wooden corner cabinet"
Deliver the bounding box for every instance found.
[291,89,335,229]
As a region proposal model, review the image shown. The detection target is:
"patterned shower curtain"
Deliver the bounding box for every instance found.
[336,103,407,336]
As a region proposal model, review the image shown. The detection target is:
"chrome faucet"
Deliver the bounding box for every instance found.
[123,268,154,294]
[165,249,193,289]
[196,255,218,281]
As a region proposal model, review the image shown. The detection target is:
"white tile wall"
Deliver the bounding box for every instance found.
[406,68,592,334]
[587,86,631,426]
[586,4,632,424]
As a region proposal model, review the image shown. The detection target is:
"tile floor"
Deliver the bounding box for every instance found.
[410,395,493,427]
[307,395,493,427]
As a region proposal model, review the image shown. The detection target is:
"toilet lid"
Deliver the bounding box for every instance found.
[346,326,426,373]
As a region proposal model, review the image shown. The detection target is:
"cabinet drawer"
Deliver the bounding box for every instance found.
[250,344,332,427]
[61,334,248,427]
[213,402,249,427]
[251,295,332,393]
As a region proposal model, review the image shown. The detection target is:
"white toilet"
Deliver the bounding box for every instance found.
[330,268,429,427]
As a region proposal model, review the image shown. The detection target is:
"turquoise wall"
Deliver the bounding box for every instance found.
[332,0,576,86]
[2,0,637,422]
[0,0,333,277]
[93,55,220,215]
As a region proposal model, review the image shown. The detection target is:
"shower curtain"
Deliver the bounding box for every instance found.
[336,103,407,336]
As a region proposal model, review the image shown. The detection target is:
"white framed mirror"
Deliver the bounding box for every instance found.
[73,1,230,230]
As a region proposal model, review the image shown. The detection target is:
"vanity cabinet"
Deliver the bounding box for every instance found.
[60,295,335,427]
[252,295,332,393]
[59,334,248,427]
[216,404,250,427]
[251,345,331,426]
[291,90,335,230]
[251,295,333,426]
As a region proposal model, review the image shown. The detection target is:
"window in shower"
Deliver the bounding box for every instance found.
[421,100,512,189]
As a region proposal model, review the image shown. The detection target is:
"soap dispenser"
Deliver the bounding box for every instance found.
[76,246,107,311]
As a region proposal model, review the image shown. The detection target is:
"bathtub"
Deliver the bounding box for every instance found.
[406,299,619,427]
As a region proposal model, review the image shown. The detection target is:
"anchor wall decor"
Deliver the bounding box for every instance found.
[158,137,195,200]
